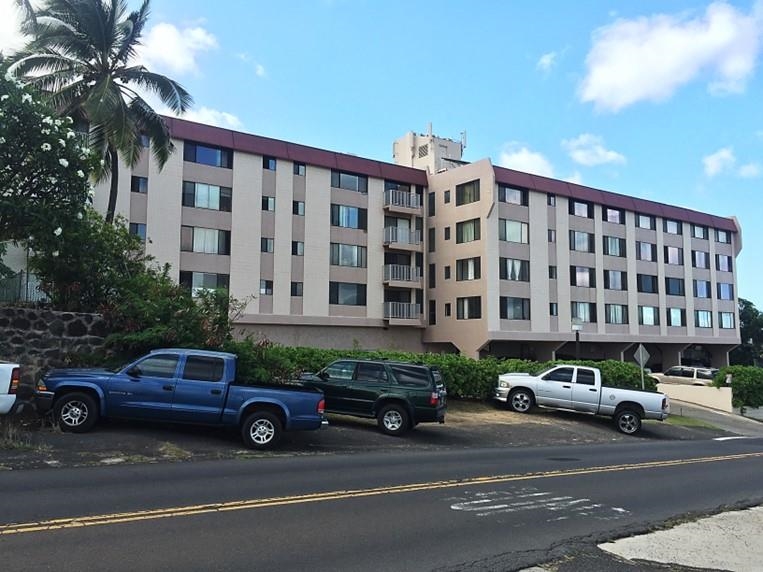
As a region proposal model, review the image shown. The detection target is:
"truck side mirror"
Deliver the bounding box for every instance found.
[126,366,141,378]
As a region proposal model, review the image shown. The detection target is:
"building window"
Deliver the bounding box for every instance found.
[570,230,594,253]
[260,237,274,253]
[456,257,481,281]
[180,271,229,296]
[329,282,367,306]
[636,214,656,230]
[570,266,596,288]
[693,251,710,269]
[259,279,273,295]
[695,310,713,328]
[428,192,436,216]
[183,141,233,168]
[428,300,437,325]
[500,297,530,320]
[569,200,592,218]
[719,312,735,329]
[716,229,731,244]
[637,274,658,293]
[499,219,528,243]
[605,304,628,324]
[692,224,709,240]
[667,308,686,327]
[694,280,711,298]
[129,223,146,241]
[603,236,626,257]
[716,254,733,272]
[717,283,734,300]
[548,229,556,243]
[139,134,150,148]
[331,170,368,193]
[330,243,367,267]
[262,196,275,212]
[549,303,558,316]
[665,277,685,296]
[603,208,624,224]
[547,194,556,206]
[639,306,660,326]
[664,219,682,234]
[664,246,684,265]
[444,190,451,204]
[500,258,529,281]
[331,204,367,229]
[444,265,451,280]
[444,226,451,240]
[292,241,304,256]
[291,282,303,297]
[457,218,481,243]
[181,226,230,255]
[456,179,480,205]
[263,156,277,170]
[636,241,657,261]
[293,162,306,176]
[183,181,232,212]
[604,270,627,291]
[571,302,597,323]
[131,176,148,194]
[498,185,528,206]
[549,265,557,279]
[444,303,451,317]
[428,264,436,289]
[456,296,482,320]
[428,227,436,252]
[293,201,305,216]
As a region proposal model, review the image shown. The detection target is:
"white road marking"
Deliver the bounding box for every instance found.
[713,436,753,441]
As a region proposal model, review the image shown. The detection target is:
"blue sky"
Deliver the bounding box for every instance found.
[2,0,762,306]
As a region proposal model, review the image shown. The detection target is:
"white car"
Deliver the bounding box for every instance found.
[0,363,20,415]
[651,366,718,386]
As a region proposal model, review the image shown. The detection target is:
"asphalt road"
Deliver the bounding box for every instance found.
[1,437,761,571]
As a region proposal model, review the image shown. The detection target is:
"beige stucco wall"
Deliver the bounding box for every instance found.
[658,383,733,413]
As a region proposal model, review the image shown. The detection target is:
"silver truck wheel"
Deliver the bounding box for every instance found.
[55,392,99,433]
[377,404,410,436]
[508,389,534,413]
[241,411,283,449]
[615,410,642,435]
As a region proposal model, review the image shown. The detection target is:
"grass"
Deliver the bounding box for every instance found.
[666,416,719,430]
[0,418,35,450]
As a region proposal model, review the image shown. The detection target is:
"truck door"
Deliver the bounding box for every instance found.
[537,367,574,408]
[571,368,599,413]
[171,355,227,423]
[106,354,179,418]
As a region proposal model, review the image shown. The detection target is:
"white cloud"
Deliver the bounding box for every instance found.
[0,0,27,55]
[562,133,626,166]
[136,23,218,76]
[703,147,736,176]
[183,106,243,130]
[566,171,584,185]
[580,1,763,112]
[738,162,761,178]
[255,64,266,78]
[536,51,557,72]
[498,143,555,177]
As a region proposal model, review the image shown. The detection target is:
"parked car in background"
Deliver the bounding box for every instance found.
[651,366,718,386]
[0,362,20,415]
[300,359,447,436]
[495,364,669,435]
[33,348,327,449]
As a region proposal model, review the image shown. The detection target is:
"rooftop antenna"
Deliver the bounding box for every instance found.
[427,122,432,139]
[460,130,467,151]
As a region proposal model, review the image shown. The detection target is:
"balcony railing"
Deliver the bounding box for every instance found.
[383,264,421,282]
[384,190,421,209]
[383,227,422,245]
[384,302,421,320]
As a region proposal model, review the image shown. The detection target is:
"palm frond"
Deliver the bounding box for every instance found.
[117,66,193,113]
[128,94,173,168]
[115,0,149,65]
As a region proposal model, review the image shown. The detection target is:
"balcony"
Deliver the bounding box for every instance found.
[383,227,422,251]
[383,302,424,327]
[383,264,422,288]
[384,190,421,213]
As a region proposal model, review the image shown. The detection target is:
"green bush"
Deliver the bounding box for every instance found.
[713,366,763,408]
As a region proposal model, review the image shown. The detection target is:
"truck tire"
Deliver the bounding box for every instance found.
[241,411,283,449]
[508,389,534,413]
[55,392,99,433]
[377,404,410,436]
[615,409,642,435]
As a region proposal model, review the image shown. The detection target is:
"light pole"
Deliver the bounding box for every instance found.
[572,318,583,361]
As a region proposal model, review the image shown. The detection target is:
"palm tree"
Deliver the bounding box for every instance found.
[10,0,192,222]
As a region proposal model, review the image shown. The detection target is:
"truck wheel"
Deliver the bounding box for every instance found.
[508,389,534,413]
[615,409,642,435]
[377,404,410,436]
[241,411,283,449]
[55,392,99,433]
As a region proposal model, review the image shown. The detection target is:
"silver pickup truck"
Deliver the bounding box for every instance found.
[0,362,20,415]
[495,364,669,434]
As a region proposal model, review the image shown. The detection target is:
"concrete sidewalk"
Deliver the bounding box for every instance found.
[669,399,763,437]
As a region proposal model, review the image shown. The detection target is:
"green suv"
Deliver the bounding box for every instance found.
[300,359,447,436]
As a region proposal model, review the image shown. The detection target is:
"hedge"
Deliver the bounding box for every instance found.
[225,341,657,399]
[713,366,763,408]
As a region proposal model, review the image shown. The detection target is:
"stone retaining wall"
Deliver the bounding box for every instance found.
[0,306,107,387]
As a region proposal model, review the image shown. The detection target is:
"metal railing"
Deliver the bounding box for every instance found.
[383,264,421,282]
[383,227,422,245]
[384,302,420,320]
[384,190,421,209]
[0,271,47,303]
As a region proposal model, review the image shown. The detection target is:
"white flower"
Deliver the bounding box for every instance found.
[77,212,83,220]
[0,137,4,144]
[41,128,51,135]
[65,117,73,124]
[54,119,62,127]
[48,177,57,184]
[76,170,85,178]
[66,130,76,139]
[0,95,8,101]
[58,139,66,147]
[51,250,59,258]
[53,227,62,236]
[21,93,32,103]
[41,143,52,151]
[99,159,105,166]
[59,158,69,167]
[42,116,54,125]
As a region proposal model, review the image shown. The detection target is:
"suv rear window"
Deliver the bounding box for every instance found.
[390,365,431,388]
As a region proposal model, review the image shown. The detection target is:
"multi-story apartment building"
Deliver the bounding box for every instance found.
[95,118,742,370]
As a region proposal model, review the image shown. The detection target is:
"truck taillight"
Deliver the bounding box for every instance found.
[9,368,20,395]
[662,397,668,410]
[430,392,439,405]
[317,398,325,414]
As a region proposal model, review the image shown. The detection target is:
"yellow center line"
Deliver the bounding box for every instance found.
[2,451,761,536]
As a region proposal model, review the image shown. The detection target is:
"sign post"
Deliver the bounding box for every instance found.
[633,344,650,390]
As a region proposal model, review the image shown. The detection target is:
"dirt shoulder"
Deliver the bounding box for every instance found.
[0,400,730,471]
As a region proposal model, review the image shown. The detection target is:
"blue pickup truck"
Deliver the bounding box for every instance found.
[33,348,327,449]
